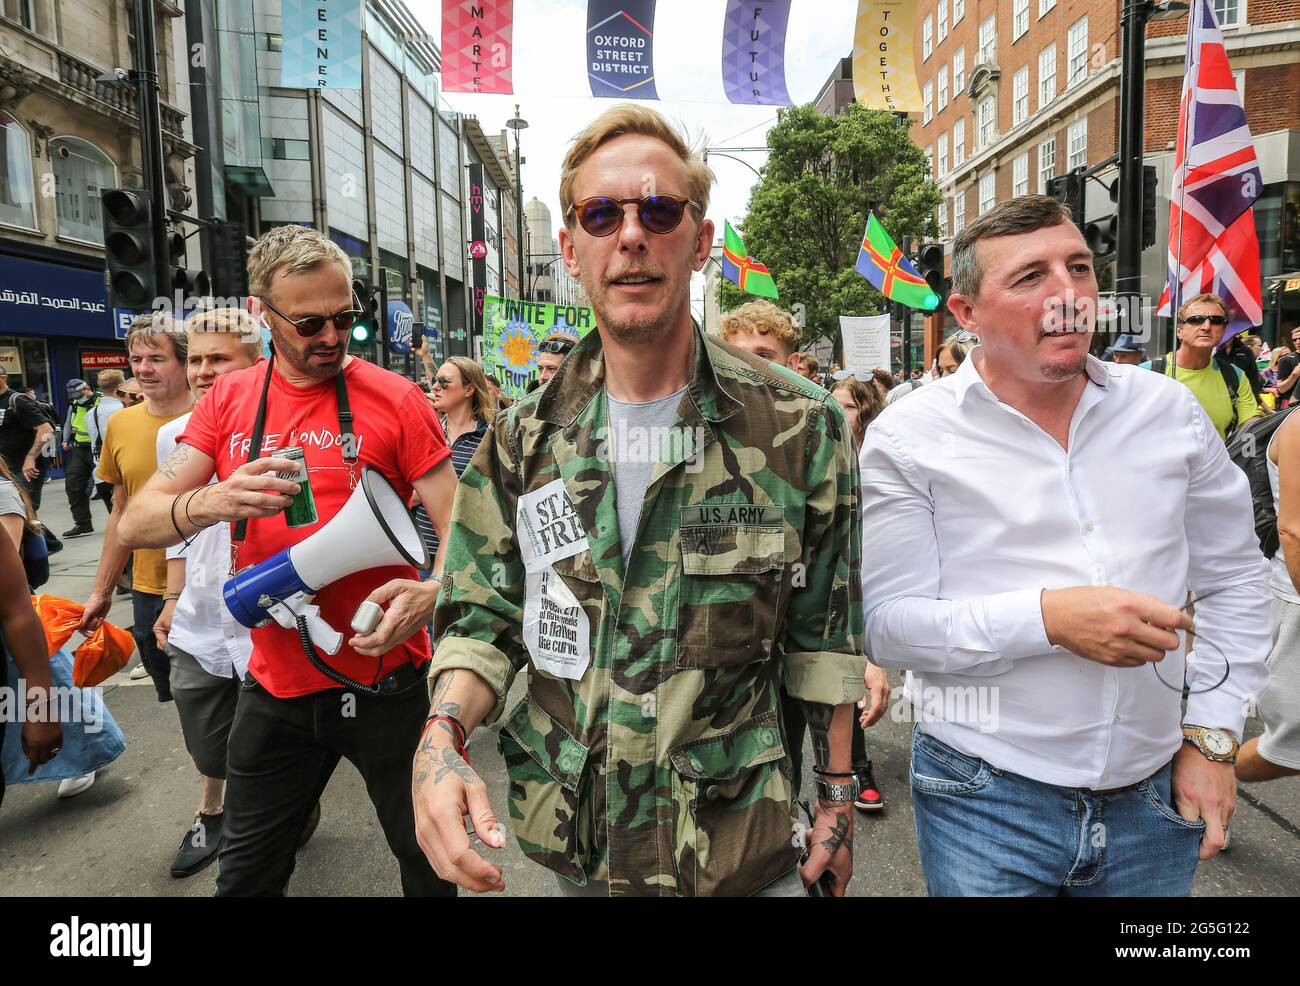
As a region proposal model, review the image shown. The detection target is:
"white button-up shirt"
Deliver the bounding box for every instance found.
[859,350,1272,789]
[157,413,252,680]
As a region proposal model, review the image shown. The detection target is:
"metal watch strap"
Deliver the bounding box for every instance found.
[814,777,857,803]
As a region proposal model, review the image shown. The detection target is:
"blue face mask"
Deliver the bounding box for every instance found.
[258,313,273,358]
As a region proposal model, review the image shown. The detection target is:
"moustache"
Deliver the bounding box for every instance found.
[603,262,668,286]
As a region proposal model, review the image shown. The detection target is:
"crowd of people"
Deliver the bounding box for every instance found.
[0,103,1295,898]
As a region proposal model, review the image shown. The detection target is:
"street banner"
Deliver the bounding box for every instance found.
[1157,0,1263,339]
[721,220,779,299]
[441,1,514,94]
[852,0,923,112]
[721,0,793,106]
[280,0,363,89]
[587,0,658,100]
[855,213,939,311]
[840,313,892,376]
[482,295,597,400]
[469,163,488,342]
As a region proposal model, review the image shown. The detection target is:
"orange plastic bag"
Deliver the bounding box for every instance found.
[72,621,135,688]
[30,594,83,657]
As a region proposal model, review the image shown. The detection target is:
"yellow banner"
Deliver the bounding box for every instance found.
[852,0,924,112]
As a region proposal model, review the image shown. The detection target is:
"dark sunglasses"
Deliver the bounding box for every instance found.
[538,339,575,356]
[569,194,699,238]
[432,376,455,388]
[259,294,363,338]
[1181,314,1229,326]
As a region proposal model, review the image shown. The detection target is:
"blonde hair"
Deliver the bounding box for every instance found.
[1175,292,1230,324]
[96,368,125,392]
[797,353,820,375]
[444,357,497,425]
[248,225,353,298]
[125,311,187,362]
[186,307,263,361]
[559,104,714,228]
[719,300,801,355]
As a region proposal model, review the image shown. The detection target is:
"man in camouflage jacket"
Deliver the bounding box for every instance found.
[411,104,866,897]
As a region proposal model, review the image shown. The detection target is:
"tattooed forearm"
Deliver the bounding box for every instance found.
[413,731,481,792]
[802,701,835,769]
[817,807,853,855]
[159,442,191,481]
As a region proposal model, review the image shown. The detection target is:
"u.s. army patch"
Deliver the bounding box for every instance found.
[681,503,780,527]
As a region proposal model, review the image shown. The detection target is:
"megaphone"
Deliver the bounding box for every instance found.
[223,467,429,655]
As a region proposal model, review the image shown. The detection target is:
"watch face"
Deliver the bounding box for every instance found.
[1204,730,1234,755]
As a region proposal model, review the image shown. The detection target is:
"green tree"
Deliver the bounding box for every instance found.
[718,103,942,350]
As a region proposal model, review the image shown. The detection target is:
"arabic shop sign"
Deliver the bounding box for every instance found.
[0,255,111,338]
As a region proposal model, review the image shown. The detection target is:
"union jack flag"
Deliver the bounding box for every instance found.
[1156,0,1263,340]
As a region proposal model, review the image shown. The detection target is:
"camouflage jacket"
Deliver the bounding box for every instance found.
[430,325,864,896]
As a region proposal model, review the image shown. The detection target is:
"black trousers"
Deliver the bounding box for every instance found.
[216,670,454,898]
[131,590,170,702]
[64,444,93,529]
[780,686,868,800]
[12,459,46,511]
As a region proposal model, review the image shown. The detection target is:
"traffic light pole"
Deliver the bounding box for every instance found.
[132,0,172,306]
[1115,0,1151,310]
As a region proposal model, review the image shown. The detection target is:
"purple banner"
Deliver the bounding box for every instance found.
[721,0,793,106]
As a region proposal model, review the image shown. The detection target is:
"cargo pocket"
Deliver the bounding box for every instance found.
[675,525,785,669]
[498,694,594,884]
[668,710,800,896]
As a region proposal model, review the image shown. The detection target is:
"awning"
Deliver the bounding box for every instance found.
[224,165,275,197]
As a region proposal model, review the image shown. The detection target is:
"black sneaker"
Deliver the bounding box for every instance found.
[171,811,225,878]
[62,525,94,538]
[42,530,62,554]
[853,760,885,812]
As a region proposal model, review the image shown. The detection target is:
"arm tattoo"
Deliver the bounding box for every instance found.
[801,701,834,770]
[413,731,480,792]
[427,671,467,744]
[159,442,191,481]
[817,808,853,855]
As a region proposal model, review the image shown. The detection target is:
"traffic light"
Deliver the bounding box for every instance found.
[916,243,947,309]
[210,221,250,297]
[101,188,156,309]
[1085,215,1117,257]
[1142,165,1158,249]
[1046,173,1085,232]
[352,278,379,344]
[169,228,210,298]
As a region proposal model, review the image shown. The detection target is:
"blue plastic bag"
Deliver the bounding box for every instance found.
[3,645,125,785]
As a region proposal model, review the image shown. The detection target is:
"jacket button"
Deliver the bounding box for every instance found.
[759,729,777,747]
[688,754,703,773]
[705,784,721,800]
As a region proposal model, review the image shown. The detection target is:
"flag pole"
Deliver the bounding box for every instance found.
[1170,2,1197,359]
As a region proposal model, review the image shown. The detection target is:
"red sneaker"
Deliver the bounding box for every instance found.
[854,760,884,812]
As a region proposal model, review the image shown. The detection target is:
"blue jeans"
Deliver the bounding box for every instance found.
[909,727,1203,896]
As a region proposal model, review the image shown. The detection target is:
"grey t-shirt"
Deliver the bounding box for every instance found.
[0,479,25,519]
[606,386,687,565]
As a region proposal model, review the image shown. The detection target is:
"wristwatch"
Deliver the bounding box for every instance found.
[1182,724,1240,764]
[814,777,857,803]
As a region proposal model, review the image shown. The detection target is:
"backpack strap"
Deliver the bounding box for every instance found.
[1152,357,1167,376]
[1214,355,1241,433]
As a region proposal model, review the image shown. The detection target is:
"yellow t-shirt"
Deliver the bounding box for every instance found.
[96,401,193,595]
[1147,358,1261,441]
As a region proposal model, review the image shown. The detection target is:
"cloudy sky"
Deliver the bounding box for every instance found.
[405,0,861,310]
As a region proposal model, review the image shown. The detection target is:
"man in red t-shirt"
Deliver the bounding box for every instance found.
[120,225,459,896]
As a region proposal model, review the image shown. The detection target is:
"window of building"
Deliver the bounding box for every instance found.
[1234,68,1245,103]
[2,0,35,30]
[938,199,948,238]
[978,96,996,149]
[953,118,966,167]
[938,132,949,177]
[1013,0,1029,40]
[0,112,36,230]
[1039,43,1057,108]
[953,191,966,234]
[939,65,950,111]
[1068,16,1089,87]
[979,14,997,64]
[923,16,933,60]
[262,137,310,161]
[925,145,934,180]
[953,0,965,25]
[264,33,283,51]
[924,81,934,124]
[1214,0,1241,27]
[1013,66,1030,125]
[51,137,115,244]
[979,172,996,214]
[1013,153,1029,197]
[1038,137,1056,193]
[938,0,948,42]
[1040,0,1056,15]
[953,47,966,94]
[1068,118,1088,169]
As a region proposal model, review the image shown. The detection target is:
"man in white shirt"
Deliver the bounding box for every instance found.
[859,195,1271,896]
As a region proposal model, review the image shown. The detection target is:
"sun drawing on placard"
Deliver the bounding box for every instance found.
[497,322,538,382]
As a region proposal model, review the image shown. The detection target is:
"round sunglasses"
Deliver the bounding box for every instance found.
[569,194,700,238]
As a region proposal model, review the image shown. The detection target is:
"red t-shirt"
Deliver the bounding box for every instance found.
[181,357,450,697]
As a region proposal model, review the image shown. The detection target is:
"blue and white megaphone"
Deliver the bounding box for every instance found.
[223,467,430,654]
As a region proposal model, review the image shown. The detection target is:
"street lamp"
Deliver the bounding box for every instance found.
[506,105,528,301]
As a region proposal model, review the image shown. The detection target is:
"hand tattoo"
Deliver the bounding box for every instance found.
[818,808,853,856]
[413,733,480,791]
